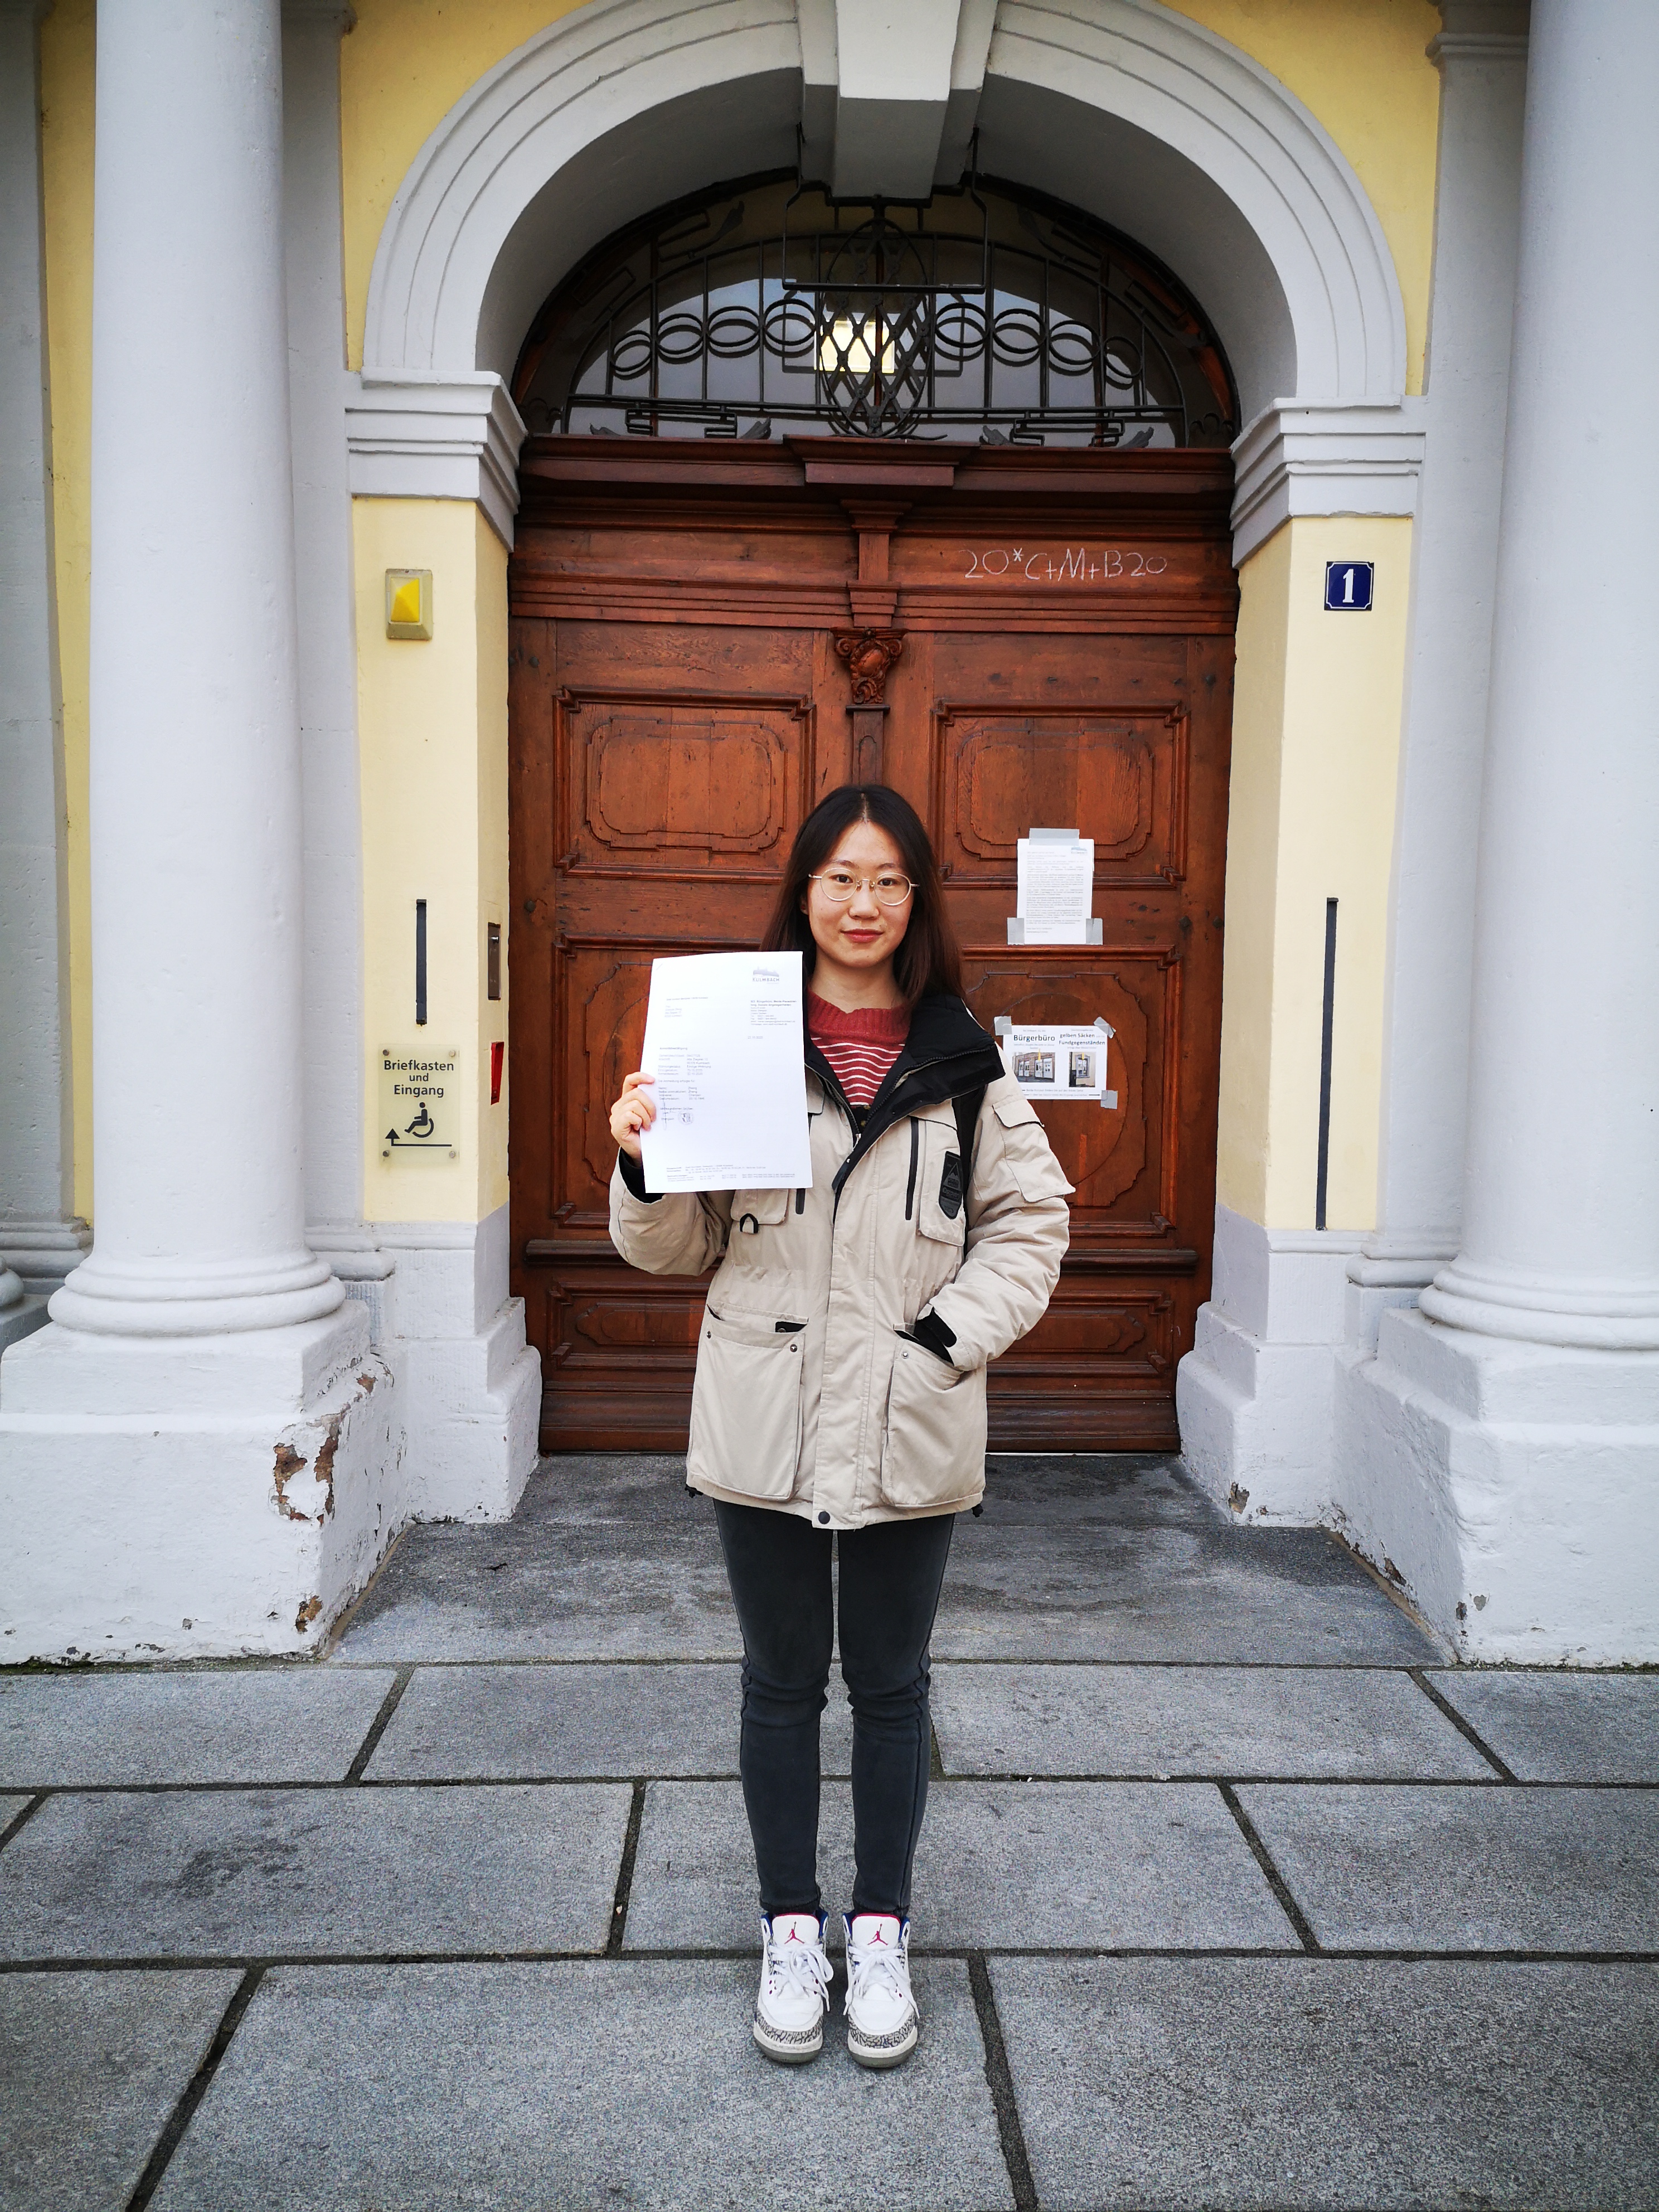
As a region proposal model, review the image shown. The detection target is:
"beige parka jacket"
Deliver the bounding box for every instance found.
[608,994,1072,1527]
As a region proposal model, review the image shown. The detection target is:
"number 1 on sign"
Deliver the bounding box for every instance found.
[1323,559,1374,612]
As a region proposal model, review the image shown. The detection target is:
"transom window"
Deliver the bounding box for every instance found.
[514,173,1236,448]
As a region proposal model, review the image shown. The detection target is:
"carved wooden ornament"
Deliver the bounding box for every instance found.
[833,628,905,705]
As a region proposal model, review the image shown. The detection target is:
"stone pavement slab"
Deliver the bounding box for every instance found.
[623,1779,855,1949]
[935,1516,1440,1663]
[366,1661,856,1780]
[1,1968,240,2212]
[367,1662,743,1779]
[334,1460,742,1662]
[332,1452,1444,1666]
[0,1667,395,1788]
[0,1783,629,1961]
[0,1793,30,1836]
[148,1958,1013,2211]
[1428,1667,1659,1781]
[992,1954,1659,2210]
[932,1663,1491,1779]
[625,1779,1294,1951]
[1239,1783,1659,1951]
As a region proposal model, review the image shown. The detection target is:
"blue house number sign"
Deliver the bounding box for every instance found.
[1325,560,1375,612]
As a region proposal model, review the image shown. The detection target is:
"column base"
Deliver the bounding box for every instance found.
[1337,1306,1659,1663]
[371,1201,541,1521]
[1175,1202,1363,1521]
[0,1290,50,1357]
[0,1302,407,1661]
[0,1217,93,1298]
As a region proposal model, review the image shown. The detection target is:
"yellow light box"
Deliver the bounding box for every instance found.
[385,568,433,640]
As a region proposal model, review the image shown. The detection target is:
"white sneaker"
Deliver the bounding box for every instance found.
[753,1912,833,2064]
[843,1913,919,2069]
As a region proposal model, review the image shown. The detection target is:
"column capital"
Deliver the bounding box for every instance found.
[1230,400,1426,566]
[346,371,526,550]
[280,0,356,25]
[1430,2,1529,65]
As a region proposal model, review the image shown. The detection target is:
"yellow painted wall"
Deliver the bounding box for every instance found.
[1163,0,1441,395]
[341,0,594,370]
[340,0,1439,382]
[1215,516,1413,1231]
[38,0,96,1222]
[355,499,511,1223]
[41,0,1435,1240]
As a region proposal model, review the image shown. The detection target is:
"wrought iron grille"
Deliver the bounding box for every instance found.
[514,173,1236,447]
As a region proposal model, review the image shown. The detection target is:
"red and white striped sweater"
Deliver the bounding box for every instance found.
[807,992,910,1109]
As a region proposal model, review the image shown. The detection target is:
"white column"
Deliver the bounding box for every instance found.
[1418,0,1659,1350]
[0,0,89,1341]
[1346,2,1529,1337]
[0,0,404,1664]
[48,0,343,1337]
[282,0,381,1289]
[1347,0,1659,1661]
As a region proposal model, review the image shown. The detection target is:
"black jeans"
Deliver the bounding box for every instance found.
[713,1500,955,1922]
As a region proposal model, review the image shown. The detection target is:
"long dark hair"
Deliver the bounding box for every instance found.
[760,785,963,1005]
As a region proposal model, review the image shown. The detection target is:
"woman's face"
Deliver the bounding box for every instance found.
[802,819,914,981]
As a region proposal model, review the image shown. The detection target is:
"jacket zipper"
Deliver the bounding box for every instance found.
[905,1118,919,1220]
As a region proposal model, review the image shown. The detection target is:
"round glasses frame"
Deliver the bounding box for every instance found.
[808,870,916,908]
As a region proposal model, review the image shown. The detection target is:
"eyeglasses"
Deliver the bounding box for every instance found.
[808,870,916,907]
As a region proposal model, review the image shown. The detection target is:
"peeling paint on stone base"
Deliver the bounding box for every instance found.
[0,1320,410,1662]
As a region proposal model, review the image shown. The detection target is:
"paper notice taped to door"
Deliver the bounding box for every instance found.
[1016,833,1096,944]
[999,1022,1118,1108]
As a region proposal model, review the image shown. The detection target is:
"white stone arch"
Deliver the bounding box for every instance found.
[360,0,1409,458]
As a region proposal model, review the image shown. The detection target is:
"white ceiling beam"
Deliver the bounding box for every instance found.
[807,0,984,200]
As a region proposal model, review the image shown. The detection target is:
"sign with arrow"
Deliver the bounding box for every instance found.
[380,1046,459,1160]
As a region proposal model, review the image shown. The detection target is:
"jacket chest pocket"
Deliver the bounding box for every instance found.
[687,1307,804,1502]
[908,1118,969,1248]
[731,1188,793,1236]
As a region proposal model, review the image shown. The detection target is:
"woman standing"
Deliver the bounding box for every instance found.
[608,785,1070,2068]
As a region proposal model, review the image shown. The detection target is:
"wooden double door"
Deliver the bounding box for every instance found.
[509,436,1236,1453]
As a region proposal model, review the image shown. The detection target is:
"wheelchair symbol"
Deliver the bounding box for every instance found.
[405,1101,435,1138]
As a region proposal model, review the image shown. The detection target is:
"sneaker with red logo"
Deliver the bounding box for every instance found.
[753,1912,833,2063]
[843,1913,919,2068]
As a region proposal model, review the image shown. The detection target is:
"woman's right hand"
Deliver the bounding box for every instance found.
[609,1070,656,1160]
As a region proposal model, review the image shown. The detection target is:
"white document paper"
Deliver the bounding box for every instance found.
[1001,1023,1118,1107]
[1016,836,1096,944]
[637,950,814,1195]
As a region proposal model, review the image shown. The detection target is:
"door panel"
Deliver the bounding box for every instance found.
[511,441,1234,1452]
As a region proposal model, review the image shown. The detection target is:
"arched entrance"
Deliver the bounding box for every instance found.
[508,173,1238,1452]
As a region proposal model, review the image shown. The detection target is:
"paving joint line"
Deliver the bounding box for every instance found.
[326,1655,1451,1672]
[1219,1782,1321,1952]
[11,1772,1654,1796]
[0,1792,45,1853]
[342,1663,415,1783]
[606,1781,647,1957]
[4,1944,1658,1976]
[124,1963,264,2211]
[967,1951,1039,2212]
[1407,1667,1520,1780]
[6,1653,1487,1674]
